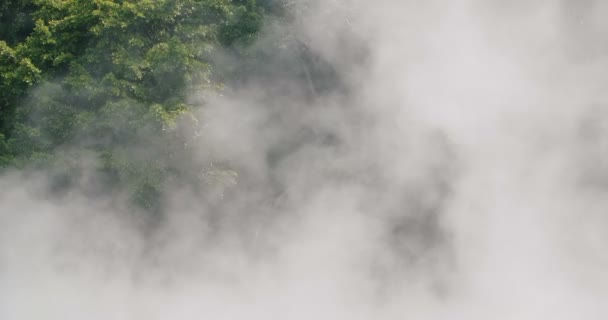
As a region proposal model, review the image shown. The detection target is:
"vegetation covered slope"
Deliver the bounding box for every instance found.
[0,0,286,213]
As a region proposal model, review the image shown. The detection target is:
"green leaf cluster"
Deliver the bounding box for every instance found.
[0,0,270,214]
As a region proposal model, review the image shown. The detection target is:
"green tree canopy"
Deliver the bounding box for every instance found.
[0,0,270,214]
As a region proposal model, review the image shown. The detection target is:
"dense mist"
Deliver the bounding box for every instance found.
[2,0,608,319]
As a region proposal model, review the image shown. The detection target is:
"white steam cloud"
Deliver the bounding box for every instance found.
[2,0,608,319]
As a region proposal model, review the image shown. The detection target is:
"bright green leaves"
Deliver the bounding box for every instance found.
[75,0,222,107]
[25,0,98,72]
[0,41,41,143]
[0,41,42,89]
[0,0,275,214]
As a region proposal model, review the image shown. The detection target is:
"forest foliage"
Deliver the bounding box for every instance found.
[0,0,295,214]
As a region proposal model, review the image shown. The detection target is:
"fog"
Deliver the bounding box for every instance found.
[2,0,608,319]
